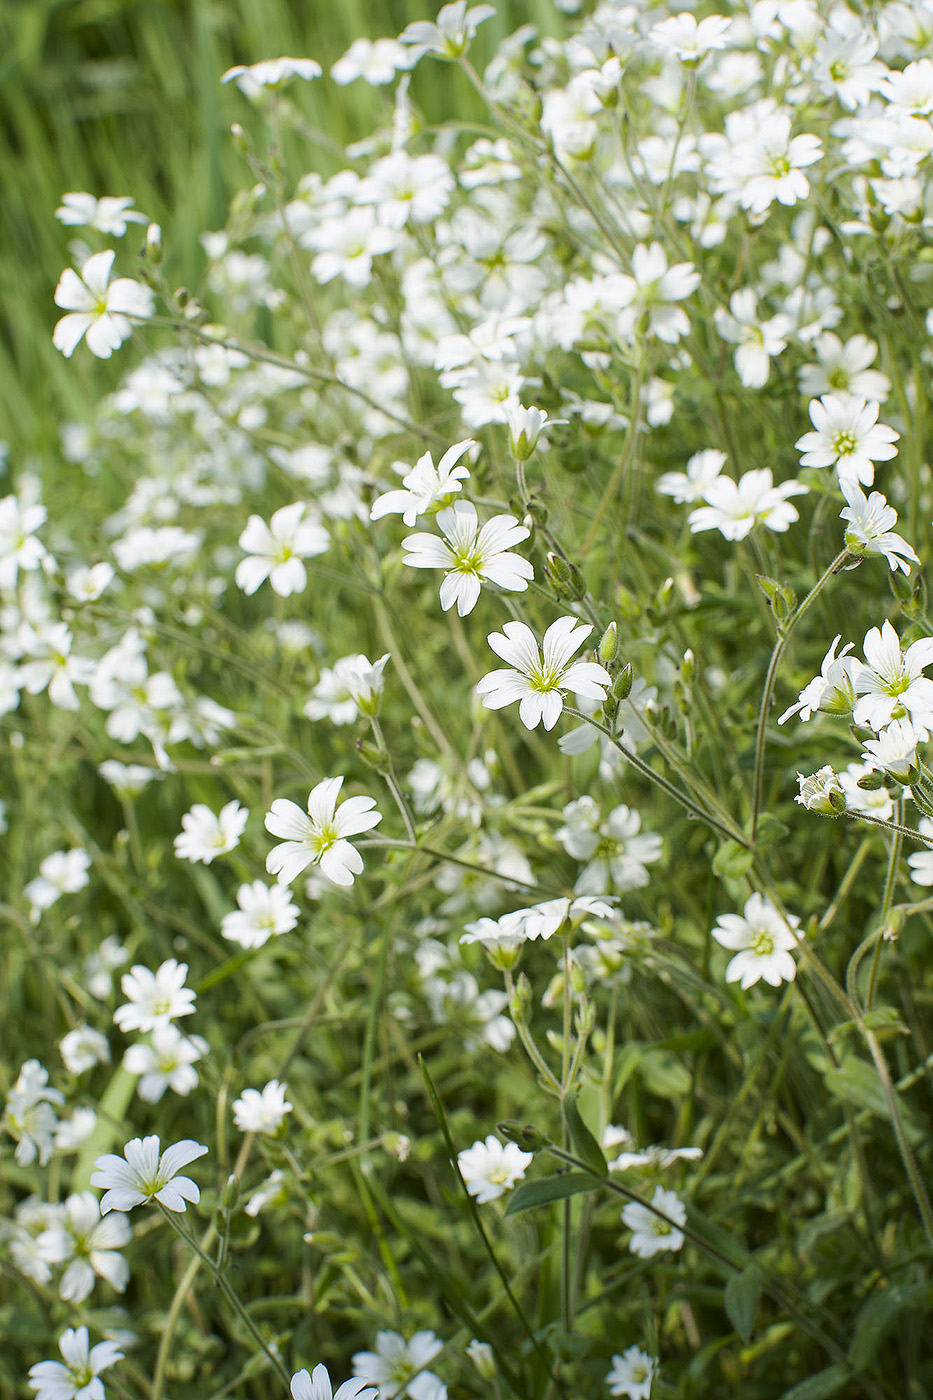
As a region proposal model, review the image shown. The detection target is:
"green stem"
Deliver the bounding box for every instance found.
[750,550,851,841]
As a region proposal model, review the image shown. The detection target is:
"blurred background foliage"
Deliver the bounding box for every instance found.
[0,0,564,462]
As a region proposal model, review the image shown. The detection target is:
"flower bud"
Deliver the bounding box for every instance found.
[145,223,163,264]
[221,1173,240,1211]
[612,663,633,701]
[598,621,620,665]
[508,971,533,1023]
[795,767,846,814]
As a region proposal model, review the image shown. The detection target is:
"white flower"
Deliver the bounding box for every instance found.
[221,57,322,94]
[173,799,248,864]
[2,1060,64,1166]
[839,480,918,574]
[24,848,92,918]
[37,1192,130,1303]
[91,1135,208,1212]
[53,250,154,359]
[778,634,859,724]
[907,818,933,885]
[622,1187,687,1258]
[59,1026,110,1076]
[0,494,47,588]
[839,762,894,821]
[236,503,329,597]
[795,767,846,814]
[28,1326,123,1400]
[304,653,390,724]
[853,619,933,732]
[352,1330,445,1400]
[656,450,727,504]
[244,1169,289,1217]
[55,193,146,236]
[711,892,799,989]
[795,395,899,487]
[557,797,662,895]
[123,1025,209,1103]
[476,617,611,731]
[402,502,532,616]
[649,12,731,60]
[331,37,413,86]
[370,441,474,526]
[504,401,550,460]
[400,2,496,59]
[221,880,300,948]
[67,562,115,602]
[265,776,382,886]
[457,1135,533,1203]
[861,718,920,782]
[290,1364,376,1400]
[688,470,806,541]
[113,959,196,1034]
[714,289,793,389]
[731,109,822,215]
[798,333,890,403]
[606,1345,658,1400]
[617,242,700,345]
[233,1079,293,1134]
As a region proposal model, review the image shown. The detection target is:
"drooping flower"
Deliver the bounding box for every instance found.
[711,892,799,988]
[265,776,382,886]
[457,1135,533,1203]
[795,767,846,814]
[53,250,154,359]
[839,479,918,573]
[476,617,611,731]
[91,1135,208,1212]
[402,502,533,615]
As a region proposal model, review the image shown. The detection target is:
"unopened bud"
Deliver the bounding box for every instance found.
[612,663,633,701]
[145,222,163,264]
[545,552,587,601]
[682,648,695,684]
[523,496,548,527]
[497,1119,547,1151]
[508,971,533,1024]
[231,122,250,155]
[598,621,620,665]
[221,1173,240,1212]
[655,576,675,611]
[356,737,389,773]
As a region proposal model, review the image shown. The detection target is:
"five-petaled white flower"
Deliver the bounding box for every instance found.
[400,2,496,59]
[352,1329,444,1400]
[688,469,806,541]
[221,880,300,948]
[457,1135,533,1203]
[233,1079,293,1134]
[853,619,933,733]
[622,1186,687,1257]
[113,959,196,1034]
[476,617,611,731]
[795,395,899,486]
[221,57,322,94]
[28,1325,124,1400]
[236,503,329,597]
[91,1134,208,1212]
[290,1364,376,1400]
[862,717,920,782]
[402,502,533,616]
[370,440,474,526]
[173,799,249,864]
[37,1192,130,1303]
[711,892,799,988]
[606,1345,658,1400]
[839,480,918,574]
[53,250,154,359]
[265,776,382,886]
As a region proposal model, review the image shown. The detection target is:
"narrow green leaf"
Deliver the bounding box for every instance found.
[779,1363,848,1400]
[505,1173,602,1216]
[823,1058,889,1118]
[724,1263,761,1342]
[849,1283,929,1369]
[564,1094,607,1178]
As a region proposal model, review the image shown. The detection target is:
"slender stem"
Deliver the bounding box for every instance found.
[750,550,851,840]
[866,794,903,1009]
[370,716,417,843]
[843,810,933,846]
[156,1204,290,1389]
[564,708,751,847]
[504,969,562,1094]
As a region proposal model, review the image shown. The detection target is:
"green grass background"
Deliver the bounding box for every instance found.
[0,0,566,465]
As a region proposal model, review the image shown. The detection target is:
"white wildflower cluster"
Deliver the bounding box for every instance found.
[9,0,933,1396]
